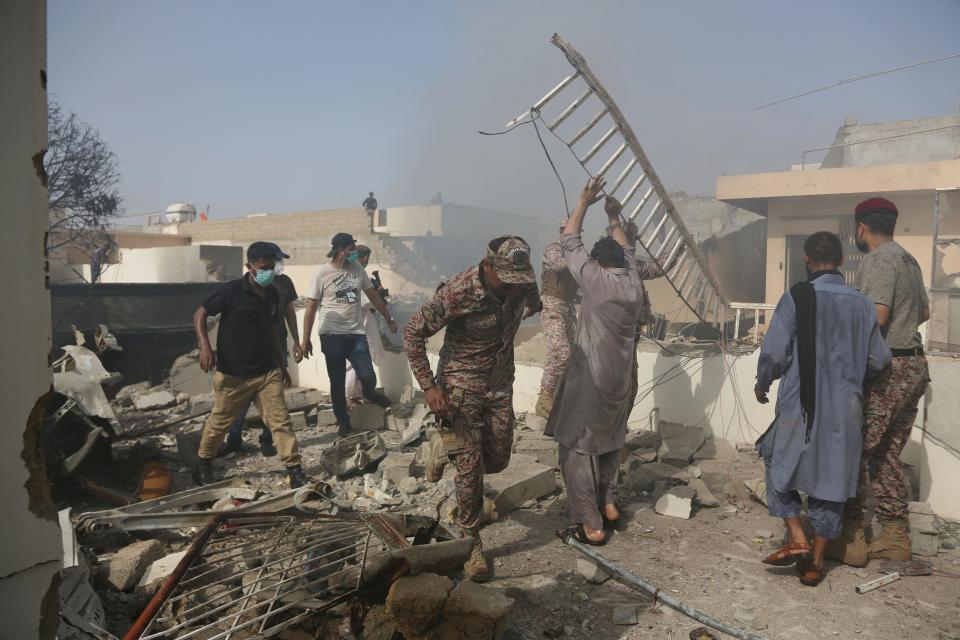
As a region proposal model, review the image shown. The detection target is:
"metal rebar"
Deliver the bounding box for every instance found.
[561,535,768,640]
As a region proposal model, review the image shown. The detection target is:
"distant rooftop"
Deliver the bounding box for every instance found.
[819,114,960,169]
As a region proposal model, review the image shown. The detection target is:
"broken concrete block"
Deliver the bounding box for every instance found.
[522,414,547,431]
[612,604,641,625]
[400,385,416,404]
[743,479,768,507]
[351,403,387,430]
[103,540,166,591]
[632,447,657,463]
[315,407,337,426]
[400,421,422,446]
[115,381,150,407]
[380,452,416,484]
[685,465,702,479]
[625,430,661,451]
[624,462,691,493]
[398,477,421,495]
[385,413,407,432]
[908,509,940,557]
[187,391,215,414]
[655,486,695,519]
[483,460,556,515]
[576,557,611,585]
[513,433,559,468]
[386,573,454,635]
[688,477,719,507]
[441,580,515,640]
[133,390,176,411]
[416,441,432,465]
[168,351,213,396]
[701,472,735,500]
[283,386,325,409]
[657,423,705,467]
[136,550,188,595]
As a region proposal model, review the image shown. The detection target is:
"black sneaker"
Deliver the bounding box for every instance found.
[287,465,310,489]
[259,438,277,457]
[192,458,214,486]
[366,391,392,408]
[217,439,244,458]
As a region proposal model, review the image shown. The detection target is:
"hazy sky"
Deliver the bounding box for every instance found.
[48,1,960,223]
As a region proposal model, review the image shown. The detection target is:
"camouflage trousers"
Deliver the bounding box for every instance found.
[437,384,515,531]
[539,296,575,395]
[853,355,929,520]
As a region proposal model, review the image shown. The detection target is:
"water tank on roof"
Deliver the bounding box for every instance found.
[164,203,197,223]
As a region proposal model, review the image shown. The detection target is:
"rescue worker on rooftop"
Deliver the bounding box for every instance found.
[403,235,540,582]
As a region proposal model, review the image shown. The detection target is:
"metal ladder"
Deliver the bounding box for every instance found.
[506,34,727,328]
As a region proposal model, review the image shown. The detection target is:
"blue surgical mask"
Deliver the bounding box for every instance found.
[253,268,276,287]
[347,250,360,262]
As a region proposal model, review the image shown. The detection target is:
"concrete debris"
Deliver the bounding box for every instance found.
[100,539,166,591]
[624,429,661,451]
[398,476,422,495]
[114,381,150,407]
[380,452,416,484]
[133,389,177,411]
[440,580,515,640]
[687,477,720,507]
[655,486,696,519]
[315,407,338,426]
[632,447,658,463]
[187,391,215,414]
[351,403,387,430]
[612,604,641,625]
[401,420,424,446]
[484,459,556,516]
[521,413,547,432]
[908,502,940,556]
[320,430,387,477]
[513,432,560,468]
[576,557,611,585]
[685,464,702,479]
[386,573,455,635]
[167,350,212,396]
[59,558,110,640]
[743,479,768,506]
[136,550,188,595]
[657,422,706,467]
[624,462,691,493]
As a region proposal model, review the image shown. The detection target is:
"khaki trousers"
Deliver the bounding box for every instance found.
[197,369,301,467]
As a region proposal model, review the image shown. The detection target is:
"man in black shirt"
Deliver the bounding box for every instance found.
[192,241,309,488]
[363,192,378,232]
[218,243,301,457]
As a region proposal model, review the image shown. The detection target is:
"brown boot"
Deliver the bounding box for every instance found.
[869,517,912,561]
[534,389,554,419]
[824,514,868,567]
[463,536,491,583]
[425,432,448,483]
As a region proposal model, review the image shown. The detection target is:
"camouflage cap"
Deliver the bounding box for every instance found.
[485,236,535,284]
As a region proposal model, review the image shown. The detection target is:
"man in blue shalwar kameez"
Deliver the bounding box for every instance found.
[754,232,890,586]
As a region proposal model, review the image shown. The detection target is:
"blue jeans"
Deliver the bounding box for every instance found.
[321,334,379,428]
[225,397,273,447]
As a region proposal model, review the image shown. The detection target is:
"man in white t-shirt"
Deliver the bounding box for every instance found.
[301,233,398,436]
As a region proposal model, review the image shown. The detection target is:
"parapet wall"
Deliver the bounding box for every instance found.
[178,207,370,244]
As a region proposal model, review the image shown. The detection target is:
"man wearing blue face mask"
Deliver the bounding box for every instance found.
[301,232,398,436]
[192,241,310,488]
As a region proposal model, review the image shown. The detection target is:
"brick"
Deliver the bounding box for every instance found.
[483,460,556,515]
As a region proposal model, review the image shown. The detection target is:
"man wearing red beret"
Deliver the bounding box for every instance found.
[828,197,930,566]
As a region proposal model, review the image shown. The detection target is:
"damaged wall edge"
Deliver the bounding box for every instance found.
[0,0,63,638]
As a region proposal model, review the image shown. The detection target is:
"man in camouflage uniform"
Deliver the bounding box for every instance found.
[828,197,930,567]
[403,236,540,582]
[536,219,578,417]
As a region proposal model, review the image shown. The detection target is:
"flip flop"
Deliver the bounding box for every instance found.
[558,524,608,546]
[762,541,812,566]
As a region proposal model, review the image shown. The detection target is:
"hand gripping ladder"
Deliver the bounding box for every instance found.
[506,34,727,328]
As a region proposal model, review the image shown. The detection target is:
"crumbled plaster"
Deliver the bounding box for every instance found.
[20,391,57,521]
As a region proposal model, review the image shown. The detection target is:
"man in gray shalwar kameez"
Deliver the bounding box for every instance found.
[546,176,644,545]
[754,231,890,586]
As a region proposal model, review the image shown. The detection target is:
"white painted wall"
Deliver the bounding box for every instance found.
[0,0,62,635]
[374,204,443,236]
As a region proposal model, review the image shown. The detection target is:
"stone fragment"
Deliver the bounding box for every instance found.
[754,529,774,539]
[315,408,337,426]
[701,472,735,499]
[632,447,658,463]
[522,414,547,431]
[400,421,423,446]
[624,430,661,451]
[188,392,215,414]
[416,441,432,465]
[688,478,719,507]
[908,509,940,557]
[385,414,407,432]
[513,433,559,468]
[351,403,387,430]
[576,558,611,585]
[400,385,417,404]
[168,351,212,396]
[133,390,176,411]
[103,540,166,591]
[657,423,705,467]
[282,386,325,409]
[483,460,556,515]
[743,479,768,506]
[655,486,695,519]
[624,462,691,493]
[136,550,189,595]
[441,580,515,640]
[612,604,641,625]
[685,465,702,479]
[386,573,454,635]
[398,476,421,495]
[115,381,150,407]
[380,452,416,484]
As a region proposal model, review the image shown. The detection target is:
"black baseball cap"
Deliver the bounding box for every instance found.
[327,232,357,258]
[247,241,284,262]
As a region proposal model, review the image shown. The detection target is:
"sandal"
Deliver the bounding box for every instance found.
[762,541,812,566]
[557,524,608,546]
[796,559,825,586]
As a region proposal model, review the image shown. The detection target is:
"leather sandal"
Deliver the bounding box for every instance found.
[762,541,812,566]
[558,524,607,546]
[796,559,825,587]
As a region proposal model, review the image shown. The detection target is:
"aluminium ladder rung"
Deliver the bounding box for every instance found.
[505,71,579,128]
